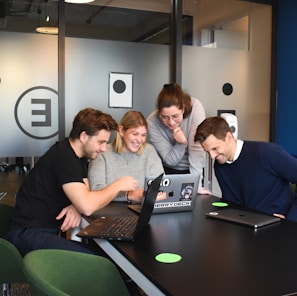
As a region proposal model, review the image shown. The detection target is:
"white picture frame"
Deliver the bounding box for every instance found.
[109,72,133,108]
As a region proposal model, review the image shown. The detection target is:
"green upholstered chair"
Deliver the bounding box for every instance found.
[0,203,27,295]
[0,238,25,283]
[23,249,130,296]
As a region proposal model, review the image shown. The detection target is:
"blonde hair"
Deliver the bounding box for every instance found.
[112,111,147,155]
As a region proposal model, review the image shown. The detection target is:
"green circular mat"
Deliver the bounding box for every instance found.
[212,201,228,207]
[155,253,182,263]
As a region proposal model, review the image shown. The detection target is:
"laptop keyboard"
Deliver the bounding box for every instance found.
[101,217,138,238]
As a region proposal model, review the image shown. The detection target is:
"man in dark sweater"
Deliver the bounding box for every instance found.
[195,116,297,222]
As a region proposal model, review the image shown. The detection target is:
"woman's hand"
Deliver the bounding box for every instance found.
[198,187,212,195]
[173,127,187,145]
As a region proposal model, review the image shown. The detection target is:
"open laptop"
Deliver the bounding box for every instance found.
[205,208,281,229]
[128,173,199,214]
[76,173,163,241]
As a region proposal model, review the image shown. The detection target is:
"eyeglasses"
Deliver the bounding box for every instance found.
[159,113,182,122]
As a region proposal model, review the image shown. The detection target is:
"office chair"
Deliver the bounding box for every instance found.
[0,203,27,296]
[0,239,26,289]
[23,249,130,296]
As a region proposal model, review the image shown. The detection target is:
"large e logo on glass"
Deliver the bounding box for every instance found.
[14,86,59,140]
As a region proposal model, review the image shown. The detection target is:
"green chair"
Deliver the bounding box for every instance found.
[0,203,27,295]
[23,249,131,296]
[0,238,25,282]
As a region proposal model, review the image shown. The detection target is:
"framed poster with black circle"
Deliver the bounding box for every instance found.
[109,72,133,108]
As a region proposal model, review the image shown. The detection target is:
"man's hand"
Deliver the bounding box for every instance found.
[127,188,144,203]
[56,204,82,232]
[273,213,285,219]
[115,176,139,192]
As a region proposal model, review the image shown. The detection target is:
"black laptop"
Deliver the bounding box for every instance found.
[205,208,281,229]
[77,173,163,241]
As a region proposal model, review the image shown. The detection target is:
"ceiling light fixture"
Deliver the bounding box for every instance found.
[65,0,95,3]
[36,26,58,35]
[36,0,58,35]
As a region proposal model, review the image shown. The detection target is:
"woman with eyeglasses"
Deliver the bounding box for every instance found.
[88,111,164,203]
[147,83,210,194]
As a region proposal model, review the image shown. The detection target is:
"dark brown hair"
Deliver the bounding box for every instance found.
[194,117,231,143]
[69,108,118,139]
[157,83,192,118]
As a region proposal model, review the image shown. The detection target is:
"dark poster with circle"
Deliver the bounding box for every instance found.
[109,72,133,108]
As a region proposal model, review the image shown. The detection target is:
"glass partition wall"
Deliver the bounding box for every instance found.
[0,0,273,185]
[0,1,268,47]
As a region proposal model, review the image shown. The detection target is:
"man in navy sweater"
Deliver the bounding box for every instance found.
[194,116,297,222]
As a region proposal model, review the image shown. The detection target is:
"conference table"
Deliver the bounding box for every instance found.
[81,195,297,296]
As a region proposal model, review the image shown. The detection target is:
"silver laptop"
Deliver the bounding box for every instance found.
[205,208,281,229]
[128,173,199,214]
[77,173,163,241]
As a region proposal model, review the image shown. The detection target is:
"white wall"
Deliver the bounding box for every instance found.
[64,38,170,135]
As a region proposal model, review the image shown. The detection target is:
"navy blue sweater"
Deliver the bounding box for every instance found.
[215,141,297,222]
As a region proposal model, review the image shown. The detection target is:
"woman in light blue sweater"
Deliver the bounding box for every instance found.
[88,111,164,203]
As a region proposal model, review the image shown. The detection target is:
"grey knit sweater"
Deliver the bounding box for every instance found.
[88,143,164,201]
